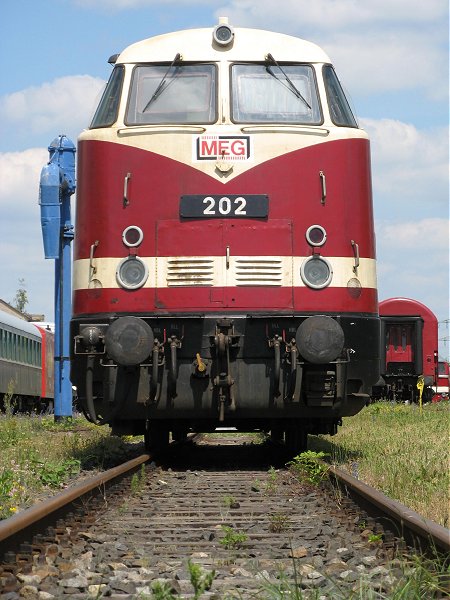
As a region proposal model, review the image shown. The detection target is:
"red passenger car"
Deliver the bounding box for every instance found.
[70,19,380,453]
[376,297,441,402]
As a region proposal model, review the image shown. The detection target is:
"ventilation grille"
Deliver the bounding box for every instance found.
[234,259,283,286]
[167,259,214,286]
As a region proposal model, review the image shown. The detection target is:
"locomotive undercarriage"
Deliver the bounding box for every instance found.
[71,313,379,454]
[372,375,434,404]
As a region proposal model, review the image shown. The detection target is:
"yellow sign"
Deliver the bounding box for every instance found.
[417,375,424,413]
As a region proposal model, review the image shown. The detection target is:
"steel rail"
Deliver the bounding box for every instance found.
[329,464,450,554]
[0,453,150,553]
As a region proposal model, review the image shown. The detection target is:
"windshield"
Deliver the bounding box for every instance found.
[90,66,124,129]
[323,65,358,127]
[125,64,217,125]
[231,63,322,124]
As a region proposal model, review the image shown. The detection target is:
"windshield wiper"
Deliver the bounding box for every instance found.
[143,53,182,112]
[265,53,311,110]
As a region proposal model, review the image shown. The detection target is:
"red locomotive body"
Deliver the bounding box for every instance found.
[71,20,380,453]
[377,297,441,402]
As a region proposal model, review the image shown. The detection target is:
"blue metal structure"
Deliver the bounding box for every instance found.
[39,135,76,420]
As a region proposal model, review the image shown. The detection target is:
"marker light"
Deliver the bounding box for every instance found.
[122,225,143,248]
[306,225,327,247]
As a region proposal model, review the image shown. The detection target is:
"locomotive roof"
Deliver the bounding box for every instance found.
[117,23,331,65]
[0,311,42,338]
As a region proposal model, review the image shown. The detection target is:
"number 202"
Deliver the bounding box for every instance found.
[203,196,247,215]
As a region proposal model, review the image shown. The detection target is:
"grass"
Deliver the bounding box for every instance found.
[309,401,450,527]
[0,412,134,520]
[1,405,448,598]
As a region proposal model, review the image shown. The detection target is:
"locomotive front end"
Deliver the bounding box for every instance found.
[71,20,380,453]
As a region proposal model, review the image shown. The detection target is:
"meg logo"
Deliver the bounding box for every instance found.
[194,135,251,161]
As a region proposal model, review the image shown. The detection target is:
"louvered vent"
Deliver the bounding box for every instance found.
[167,258,214,286]
[235,259,283,286]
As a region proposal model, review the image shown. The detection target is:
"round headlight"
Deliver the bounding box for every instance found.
[122,226,143,248]
[306,225,327,247]
[116,256,148,290]
[213,24,234,46]
[301,256,332,289]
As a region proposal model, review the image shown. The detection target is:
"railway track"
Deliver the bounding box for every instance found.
[0,434,448,598]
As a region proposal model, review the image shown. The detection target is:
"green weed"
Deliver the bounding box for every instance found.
[268,512,291,533]
[287,450,329,485]
[188,560,216,598]
[36,458,81,487]
[219,525,248,549]
[131,464,146,496]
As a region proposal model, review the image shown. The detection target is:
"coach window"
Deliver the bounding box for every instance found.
[323,66,358,127]
[90,66,125,129]
[34,341,39,366]
[126,64,217,125]
[231,63,322,124]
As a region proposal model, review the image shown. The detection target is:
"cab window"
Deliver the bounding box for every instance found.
[90,66,124,129]
[323,65,358,127]
[125,64,217,125]
[231,63,322,124]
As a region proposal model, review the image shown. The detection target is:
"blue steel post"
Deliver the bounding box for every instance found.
[39,135,76,421]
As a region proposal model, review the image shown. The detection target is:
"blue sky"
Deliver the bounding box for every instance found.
[0,0,448,356]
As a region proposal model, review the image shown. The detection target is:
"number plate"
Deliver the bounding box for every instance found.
[180,195,269,218]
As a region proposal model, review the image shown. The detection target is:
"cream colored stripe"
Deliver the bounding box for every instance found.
[73,256,377,290]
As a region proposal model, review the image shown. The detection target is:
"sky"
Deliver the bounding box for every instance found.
[0,0,448,356]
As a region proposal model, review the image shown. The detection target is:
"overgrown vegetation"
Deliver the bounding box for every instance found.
[255,550,449,599]
[150,561,216,599]
[287,450,329,485]
[0,413,132,520]
[309,401,450,527]
[219,525,248,549]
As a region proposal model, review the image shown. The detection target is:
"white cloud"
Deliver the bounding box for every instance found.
[0,148,60,317]
[215,0,446,31]
[0,75,105,146]
[75,0,211,7]
[212,0,447,99]
[378,218,449,250]
[376,217,449,324]
[361,118,448,215]
[0,149,48,211]
[325,31,445,99]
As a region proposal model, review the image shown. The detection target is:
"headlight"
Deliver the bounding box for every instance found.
[116,256,148,289]
[213,19,234,46]
[300,256,332,289]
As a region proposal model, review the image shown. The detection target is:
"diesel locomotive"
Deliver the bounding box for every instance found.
[71,19,380,453]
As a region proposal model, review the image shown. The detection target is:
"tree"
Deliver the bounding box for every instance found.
[12,278,28,313]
